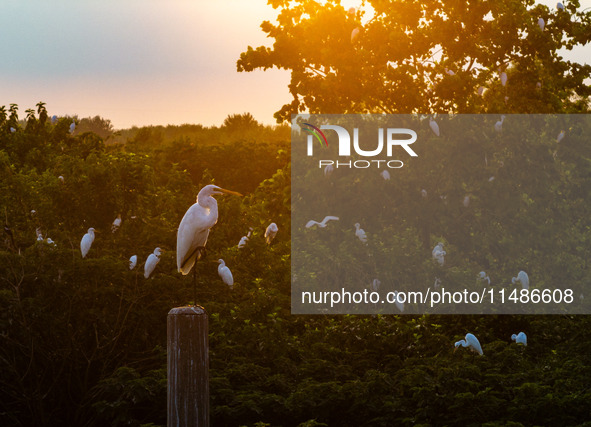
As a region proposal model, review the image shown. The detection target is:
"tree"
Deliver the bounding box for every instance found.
[238,0,591,122]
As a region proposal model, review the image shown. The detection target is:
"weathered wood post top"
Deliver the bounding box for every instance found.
[167,305,209,427]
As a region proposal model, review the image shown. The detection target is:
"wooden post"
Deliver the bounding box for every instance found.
[168,306,209,426]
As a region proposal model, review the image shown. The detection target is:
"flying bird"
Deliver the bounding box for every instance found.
[432,242,446,266]
[354,223,368,244]
[177,184,242,275]
[265,223,278,244]
[511,332,527,346]
[129,255,137,270]
[429,118,440,136]
[512,270,530,289]
[455,333,483,355]
[111,214,122,233]
[306,216,339,229]
[80,228,96,258]
[217,259,234,289]
[144,247,162,279]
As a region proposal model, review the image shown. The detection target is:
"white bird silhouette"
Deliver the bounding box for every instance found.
[144,247,162,279]
[478,271,491,285]
[500,71,508,87]
[536,81,542,90]
[58,175,64,183]
[512,270,530,289]
[354,223,368,244]
[538,17,545,31]
[111,214,122,233]
[238,228,253,249]
[445,68,455,76]
[511,332,527,346]
[80,228,96,258]
[69,121,75,134]
[177,184,242,275]
[381,170,391,180]
[557,2,564,10]
[46,237,56,247]
[36,227,43,241]
[265,222,279,244]
[351,27,361,43]
[306,216,339,229]
[129,255,137,270]
[455,333,483,355]
[463,195,470,207]
[10,127,15,133]
[51,115,58,124]
[429,118,440,136]
[218,259,234,289]
[421,189,428,198]
[432,242,446,266]
[494,115,505,133]
[557,130,565,143]
[324,164,334,177]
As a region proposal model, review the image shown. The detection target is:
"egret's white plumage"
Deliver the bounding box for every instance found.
[265,223,278,244]
[176,185,242,275]
[477,86,485,96]
[69,121,75,133]
[463,195,470,207]
[112,214,122,233]
[478,271,491,285]
[455,333,483,355]
[36,227,43,241]
[371,279,380,292]
[500,71,508,87]
[511,332,527,346]
[432,242,446,266]
[494,115,505,133]
[421,189,428,198]
[381,170,391,180]
[445,68,455,76]
[351,27,360,42]
[51,115,58,124]
[512,270,530,289]
[557,130,565,143]
[58,175,64,183]
[324,164,334,177]
[129,255,137,270]
[46,237,56,246]
[218,259,234,288]
[144,248,162,279]
[557,2,564,10]
[80,228,95,258]
[538,17,545,31]
[429,118,440,136]
[434,277,442,288]
[10,127,15,133]
[306,216,339,229]
[354,223,368,244]
[238,228,252,248]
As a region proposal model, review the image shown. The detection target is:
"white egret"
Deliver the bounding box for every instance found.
[218,259,234,289]
[324,164,334,177]
[46,237,56,247]
[111,214,122,233]
[557,2,564,10]
[69,121,75,133]
[429,118,440,136]
[489,176,495,182]
[36,227,43,241]
[432,242,446,266]
[177,184,242,275]
[306,216,339,229]
[512,270,529,289]
[348,7,356,16]
[557,130,565,143]
[10,127,15,133]
[434,277,442,289]
[445,68,455,76]
[477,86,485,96]
[238,228,253,249]
[494,115,505,133]
[371,279,380,292]
[500,71,508,87]
[421,189,428,198]
[129,255,137,270]
[381,170,391,180]
[351,27,360,42]
[354,223,368,244]
[538,17,545,31]
[536,81,542,90]
[51,115,58,124]
[144,247,162,279]
[463,195,470,207]
[455,333,483,355]
[80,228,96,258]
[511,332,527,346]
[393,291,405,313]
[478,271,491,285]
[265,223,278,244]
[58,175,64,183]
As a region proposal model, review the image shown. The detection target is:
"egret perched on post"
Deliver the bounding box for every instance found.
[144,248,162,279]
[129,255,137,270]
[112,214,122,232]
[177,184,242,302]
[454,333,483,355]
[429,118,440,136]
[512,270,529,289]
[511,332,527,346]
[354,223,368,244]
[80,228,96,258]
[381,170,391,180]
[494,115,505,133]
[432,242,446,266]
[538,17,545,31]
[217,259,234,289]
[265,223,278,244]
[306,216,339,229]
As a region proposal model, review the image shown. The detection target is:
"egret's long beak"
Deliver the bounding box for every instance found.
[219,188,243,197]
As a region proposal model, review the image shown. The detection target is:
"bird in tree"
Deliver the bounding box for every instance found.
[494,115,505,133]
[324,164,334,177]
[306,216,339,229]
[429,118,440,136]
[144,248,162,279]
[111,214,122,233]
[217,259,234,289]
[238,227,253,249]
[265,222,278,244]
[512,270,530,289]
[455,333,483,355]
[129,255,137,270]
[511,332,527,346]
[354,223,368,244]
[432,242,446,266]
[69,121,75,134]
[80,228,96,258]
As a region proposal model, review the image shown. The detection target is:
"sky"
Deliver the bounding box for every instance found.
[0,0,589,130]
